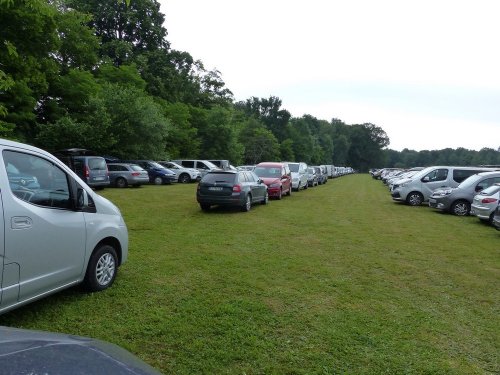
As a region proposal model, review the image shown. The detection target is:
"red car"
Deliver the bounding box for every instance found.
[253,162,292,199]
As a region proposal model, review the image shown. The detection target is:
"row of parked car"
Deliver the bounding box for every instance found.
[371,166,500,230]
[196,162,355,211]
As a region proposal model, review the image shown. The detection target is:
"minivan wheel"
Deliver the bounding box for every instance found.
[84,245,118,292]
[179,173,190,183]
[406,192,423,206]
[451,201,470,216]
[153,177,163,185]
[241,194,252,212]
[115,177,127,188]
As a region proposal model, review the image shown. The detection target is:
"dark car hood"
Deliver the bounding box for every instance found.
[0,326,162,375]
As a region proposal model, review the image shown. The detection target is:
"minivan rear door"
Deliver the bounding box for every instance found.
[0,149,87,308]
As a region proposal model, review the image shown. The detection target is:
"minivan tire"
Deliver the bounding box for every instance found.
[84,245,118,292]
[406,192,423,206]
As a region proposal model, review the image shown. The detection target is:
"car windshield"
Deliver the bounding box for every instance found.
[288,163,299,172]
[168,162,183,168]
[254,167,281,178]
[202,173,236,184]
[150,162,166,169]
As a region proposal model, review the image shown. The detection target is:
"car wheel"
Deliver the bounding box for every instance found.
[179,173,190,183]
[304,182,308,189]
[262,191,269,205]
[287,186,292,196]
[277,188,283,200]
[153,176,163,185]
[241,194,252,212]
[200,203,211,211]
[115,177,127,188]
[84,245,118,292]
[406,192,423,206]
[451,200,470,216]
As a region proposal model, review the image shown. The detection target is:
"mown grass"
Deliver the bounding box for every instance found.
[1,174,498,374]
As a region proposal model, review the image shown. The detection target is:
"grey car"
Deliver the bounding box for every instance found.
[470,183,500,223]
[196,170,268,212]
[429,171,500,215]
[107,162,150,188]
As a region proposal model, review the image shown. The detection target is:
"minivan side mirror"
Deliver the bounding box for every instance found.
[422,176,430,182]
[75,185,97,213]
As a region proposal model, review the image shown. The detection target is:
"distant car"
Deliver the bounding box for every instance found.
[287,162,308,191]
[107,162,150,188]
[471,183,500,223]
[236,165,255,171]
[306,167,318,187]
[312,166,327,185]
[157,161,201,183]
[0,326,161,375]
[122,160,176,185]
[429,171,500,215]
[253,162,292,199]
[196,170,268,211]
[54,149,110,190]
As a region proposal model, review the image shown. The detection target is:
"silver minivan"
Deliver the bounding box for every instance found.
[0,139,128,314]
[391,166,494,206]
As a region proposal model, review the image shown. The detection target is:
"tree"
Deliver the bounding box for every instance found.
[239,118,280,164]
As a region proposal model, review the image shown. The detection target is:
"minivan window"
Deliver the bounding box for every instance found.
[453,169,484,183]
[288,163,299,172]
[88,157,106,170]
[181,161,195,168]
[3,150,71,209]
[424,168,448,182]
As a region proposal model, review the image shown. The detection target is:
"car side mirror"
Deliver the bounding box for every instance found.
[422,176,430,182]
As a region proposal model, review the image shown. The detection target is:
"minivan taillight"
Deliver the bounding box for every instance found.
[481,198,498,204]
[84,165,89,178]
[233,184,241,192]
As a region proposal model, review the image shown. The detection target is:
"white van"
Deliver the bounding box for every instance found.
[391,166,494,206]
[171,159,220,177]
[0,139,128,314]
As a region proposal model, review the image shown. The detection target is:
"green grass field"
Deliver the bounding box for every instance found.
[1,174,498,374]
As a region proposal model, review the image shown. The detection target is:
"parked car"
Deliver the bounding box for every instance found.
[306,167,318,187]
[391,166,495,206]
[236,165,255,171]
[0,139,128,315]
[157,161,201,183]
[208,159,236,171]
[253,162,292,199]
[429,171,500,215]
[287,162,308,191]
[0,326,161,374]
[492,205,500,230]
[107,162,150,188]
[196,170,268,211]
[123,160,176,185]
[171,159,220,177]
[312,166,327,185]
[54,149,110,190]
[471,183,500,223]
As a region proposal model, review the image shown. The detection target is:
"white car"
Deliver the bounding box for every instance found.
[471,183,500,223]
[287,162,308,191]
[0,138,128,314]
[157,161,201,183]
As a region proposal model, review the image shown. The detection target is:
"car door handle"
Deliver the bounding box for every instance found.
[11,216,33,229]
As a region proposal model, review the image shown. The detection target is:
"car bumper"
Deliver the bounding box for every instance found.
[429,196,451,211]
[197,193,245,207]
[470,204,495,220]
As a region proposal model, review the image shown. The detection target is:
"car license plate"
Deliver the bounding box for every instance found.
[208,187,222,191]
[94,177,104,181]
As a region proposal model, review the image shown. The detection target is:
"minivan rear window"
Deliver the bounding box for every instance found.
[89,157,106,171]
[453,169,482,183]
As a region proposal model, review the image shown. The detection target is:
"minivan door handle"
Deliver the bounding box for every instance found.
[11,216,33,229]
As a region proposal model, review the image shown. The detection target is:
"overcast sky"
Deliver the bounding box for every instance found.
[158,0,500,152]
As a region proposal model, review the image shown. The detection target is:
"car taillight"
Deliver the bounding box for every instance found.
[84,165,89,178]
[233,184,241,192]
[481,198,498,204]
[131,172,140,176]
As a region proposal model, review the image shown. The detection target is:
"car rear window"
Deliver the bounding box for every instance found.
[130,165,145,171]
[89,157,106,171]
[202,173,236,184]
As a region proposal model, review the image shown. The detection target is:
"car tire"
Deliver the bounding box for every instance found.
[179,173,190,183]
[287,186,292,196]
[115,177,127,188]
[261,191,269,205]
[84,244,118,292]
[451,200,470,216]
[153,177,163,185]
[241,194,251,212]
[200,203,211,211]
[304,182,308,190]
[277,189,282,200]
[406,192,423,206]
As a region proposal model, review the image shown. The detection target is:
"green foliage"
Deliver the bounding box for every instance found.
[96,63,147,90]
[162,101,200,158]
[239,117,280,164]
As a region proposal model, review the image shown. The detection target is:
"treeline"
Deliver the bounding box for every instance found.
[383,147,500,169]
[1,0,498,172]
